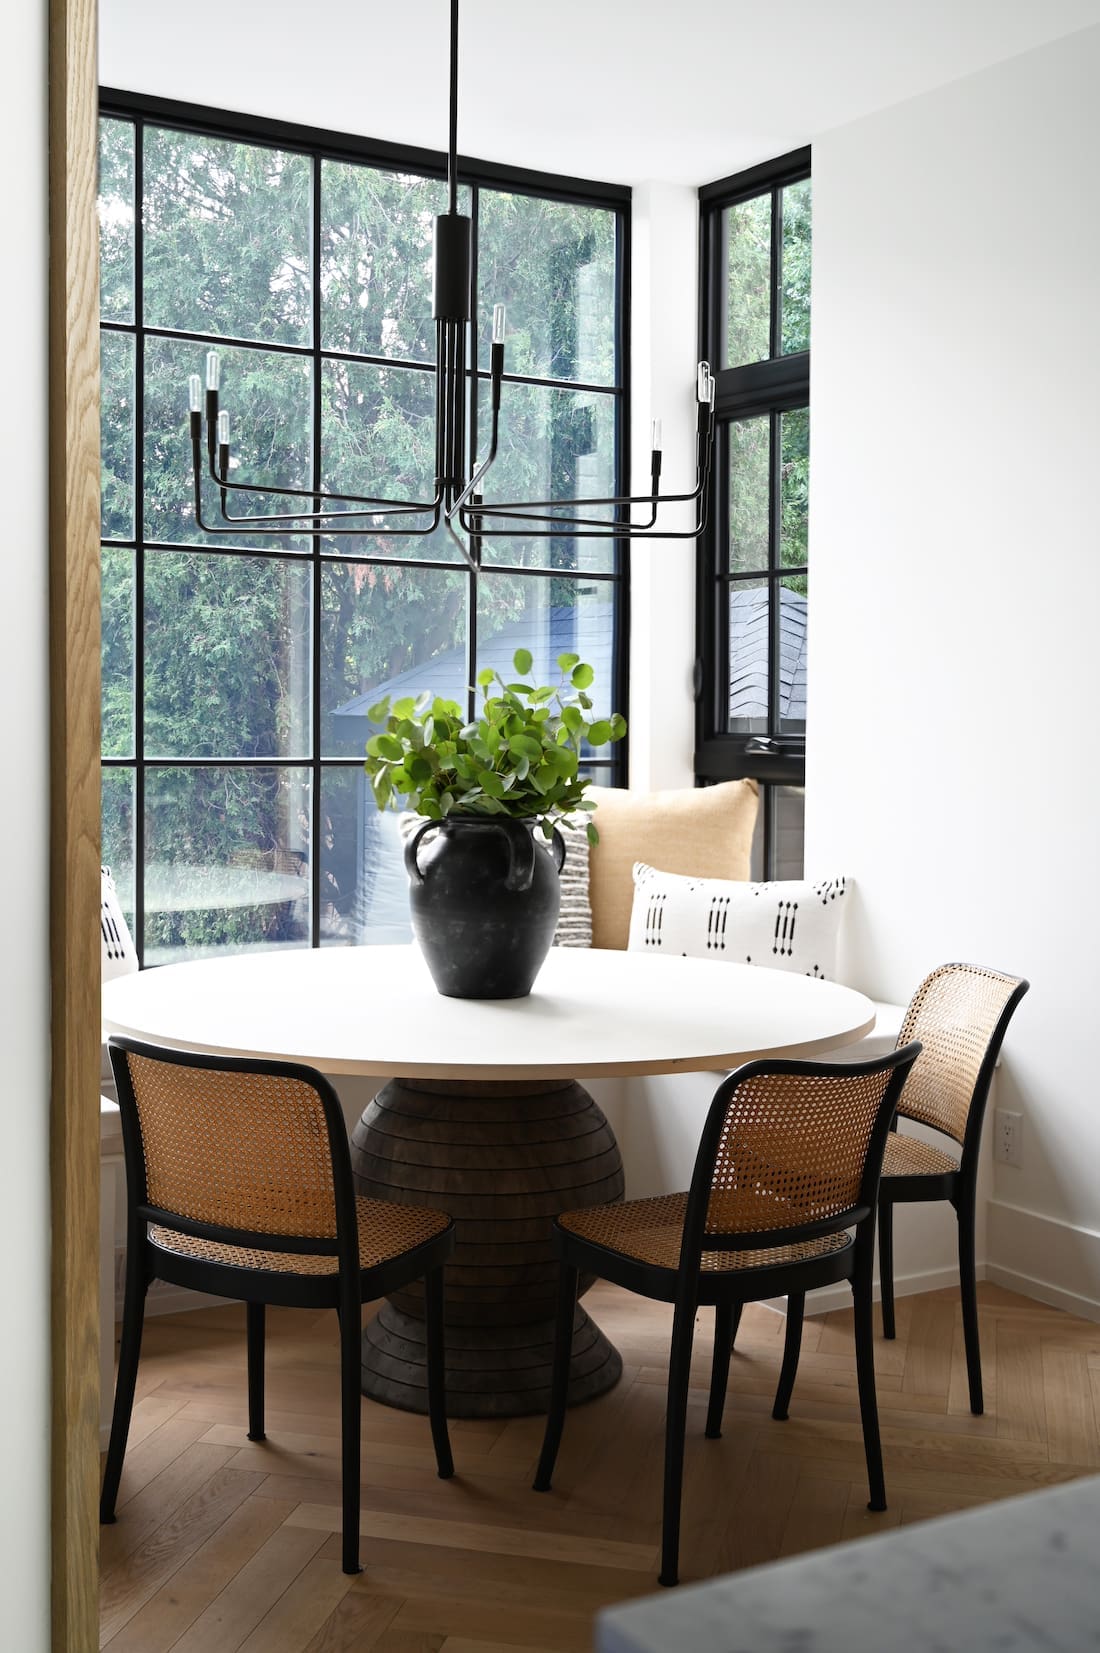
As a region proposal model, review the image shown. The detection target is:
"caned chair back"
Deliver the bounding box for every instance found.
[108,1037,355,1254]
[683,1046,922,1268]
[894,964,1029,1148]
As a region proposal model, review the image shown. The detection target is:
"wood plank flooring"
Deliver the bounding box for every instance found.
[99,1282,1100,1651]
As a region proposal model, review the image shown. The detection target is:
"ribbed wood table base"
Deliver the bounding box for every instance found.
[350,1076,625,1417]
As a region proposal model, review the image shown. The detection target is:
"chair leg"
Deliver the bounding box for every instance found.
[879,1199,896,1339]
[772,1291,805,1421]
[852,1243,886,1512]
[705,1303,736,1439]
[424,1266,454,1479]
[100,1237,148,1523]
[533,1263,578,1493]
[659,1297,697,1588]
[956,1194,983,1415]
[338,1295,363,1575]
[246,1301,266,1442]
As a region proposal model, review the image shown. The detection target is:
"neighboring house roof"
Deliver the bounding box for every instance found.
[728,583,807,726]
[331,602,618,740]
[333,587,805,742]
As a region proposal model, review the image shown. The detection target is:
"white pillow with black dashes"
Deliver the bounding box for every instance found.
[627,864,849,981]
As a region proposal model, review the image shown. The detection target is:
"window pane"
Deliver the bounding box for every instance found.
[723,193,771,369]
[780,406,809,572]
[102,767,135,932]
[320,358,462,563]
[321,561,467,756]
[144,551,312,759]
[99,118,135,323]
[476,380,616,573]
[143,766,311,964]
[476,575,616,730]
[102,547,134,759]
[143,127,312,346]
[779,576,807,734]
[144,335,312,550]
[477,192,616,383]
[319,768,412,946]
[727,577,769,732]
[321,162,468,362]
[781,180,811,356]
[728,415,770,573]
[101,330,135,540]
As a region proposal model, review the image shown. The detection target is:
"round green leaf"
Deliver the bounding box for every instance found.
[513,647,533,675]
[571,662,595,690]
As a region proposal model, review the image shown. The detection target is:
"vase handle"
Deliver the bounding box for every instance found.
[498,820,536,893]
[551,825,567,874]
[404,818,437,884]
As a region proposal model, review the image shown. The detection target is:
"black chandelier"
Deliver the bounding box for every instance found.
[188,0,716,573]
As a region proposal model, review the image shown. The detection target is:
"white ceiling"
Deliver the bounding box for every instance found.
[100,0,1100,184]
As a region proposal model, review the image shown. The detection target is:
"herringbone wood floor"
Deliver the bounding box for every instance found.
[99,1281,1100,1651]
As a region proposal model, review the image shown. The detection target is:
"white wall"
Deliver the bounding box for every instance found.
[809,23,1100,1316]
[0,0,52,1643]
[627,182,700,790]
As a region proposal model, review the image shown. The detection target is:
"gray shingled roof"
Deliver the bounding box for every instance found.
[728,584,807,726]
[331,601,617,752]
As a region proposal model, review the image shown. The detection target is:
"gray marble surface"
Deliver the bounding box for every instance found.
[597,1475,1100,1652]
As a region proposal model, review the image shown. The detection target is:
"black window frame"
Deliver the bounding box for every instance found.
[695,146,810,875]
[99,88,632,965]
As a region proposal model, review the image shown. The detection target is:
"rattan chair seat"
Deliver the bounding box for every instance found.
[559,1193,851,1274]
[882,1133,959,1180]
[150,1195,451,1277]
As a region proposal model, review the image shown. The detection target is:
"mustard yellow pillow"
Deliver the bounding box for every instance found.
[587,780,759,950]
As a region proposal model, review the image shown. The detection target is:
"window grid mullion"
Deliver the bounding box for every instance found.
[310,146,323,948]
[133,112,147,967]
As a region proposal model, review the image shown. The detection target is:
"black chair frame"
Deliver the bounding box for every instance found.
[878,972,1030,1415]
[533,1044,921,1588]
[100,1035,456,1575]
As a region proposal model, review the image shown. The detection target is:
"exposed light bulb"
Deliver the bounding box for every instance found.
[206,351,221,392]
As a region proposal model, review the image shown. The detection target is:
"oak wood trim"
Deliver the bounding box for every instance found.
[49,0,101,1642]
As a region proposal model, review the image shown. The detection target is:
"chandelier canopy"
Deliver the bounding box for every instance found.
[188,0,716,572]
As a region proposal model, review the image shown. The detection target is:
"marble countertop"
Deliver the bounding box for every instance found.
[597,1475,1100,1652]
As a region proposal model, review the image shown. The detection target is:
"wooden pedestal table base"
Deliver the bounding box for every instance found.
[350,1076,625,1417]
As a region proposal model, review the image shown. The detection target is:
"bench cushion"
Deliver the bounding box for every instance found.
[588,780,759,951]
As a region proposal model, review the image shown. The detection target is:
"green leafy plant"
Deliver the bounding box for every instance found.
[364,651,626,845]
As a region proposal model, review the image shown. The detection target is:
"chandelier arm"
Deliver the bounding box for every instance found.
[195,425,444,518]
[442,507,480,573]
[192,421,447,535]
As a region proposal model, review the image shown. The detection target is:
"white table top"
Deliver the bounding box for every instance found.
[101,946,875,1081]
[143,864,307,913]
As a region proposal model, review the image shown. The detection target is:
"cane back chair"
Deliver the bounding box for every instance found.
[102,1037,456,1575]
[533,1044,921,1588]
[876,963,1029,1414]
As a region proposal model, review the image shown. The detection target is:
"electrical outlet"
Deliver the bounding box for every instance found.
[995,1109,1022,1167]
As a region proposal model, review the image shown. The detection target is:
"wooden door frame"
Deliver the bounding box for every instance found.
[50,0,102,1643]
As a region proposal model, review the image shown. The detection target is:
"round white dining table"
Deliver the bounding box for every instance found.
[102,945,875,1418]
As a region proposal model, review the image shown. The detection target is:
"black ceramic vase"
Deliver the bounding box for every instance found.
[404,816,566,999]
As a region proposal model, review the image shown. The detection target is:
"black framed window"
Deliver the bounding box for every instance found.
[696,148,810,878]
[98,93,629,965]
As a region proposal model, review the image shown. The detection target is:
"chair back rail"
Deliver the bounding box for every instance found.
[679,1045,922,1279]
[108,1036,360,1270]
[893,963,1030,1162]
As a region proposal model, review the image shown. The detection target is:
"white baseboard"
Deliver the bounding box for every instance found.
[767,1260,979,1319]
[986,1200,1100,1323]
[114,1281,235,1319]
